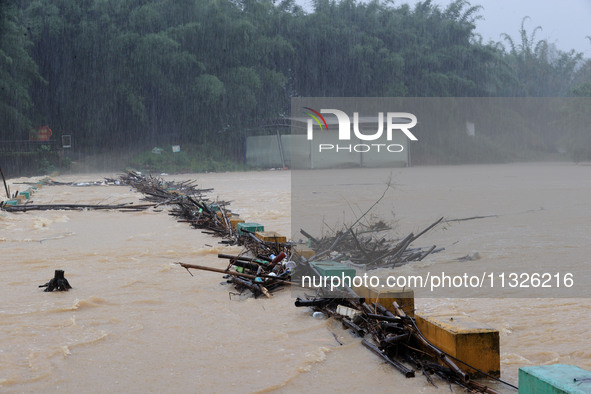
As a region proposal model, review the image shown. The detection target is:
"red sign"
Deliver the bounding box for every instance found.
[30,125,53,141]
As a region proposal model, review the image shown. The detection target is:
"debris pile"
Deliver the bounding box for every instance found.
[294,183,444,270]
[115,171,294,297]
[295,296,500,393]
[299,216,444,270]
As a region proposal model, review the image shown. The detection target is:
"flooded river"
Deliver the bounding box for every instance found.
[1,163,590,392]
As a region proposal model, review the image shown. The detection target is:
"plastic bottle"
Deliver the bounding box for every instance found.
[284,261,296,272]
[270,252,286,266]
[312,311,326,320]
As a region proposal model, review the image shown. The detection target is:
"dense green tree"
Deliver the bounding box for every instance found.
[0,0,588,165]
[500,17,584,96]
[571,37,591,97]
[0,0,42,140]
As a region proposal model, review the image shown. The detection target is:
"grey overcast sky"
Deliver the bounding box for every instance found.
[423,0,591,57]
[298,0,591,57]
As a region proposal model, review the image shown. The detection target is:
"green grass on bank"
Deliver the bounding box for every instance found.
[128,144,253,173]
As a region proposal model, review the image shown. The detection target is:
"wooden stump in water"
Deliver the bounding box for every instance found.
[39,270,72,292]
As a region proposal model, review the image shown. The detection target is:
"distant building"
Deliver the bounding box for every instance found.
[245,116,411,169]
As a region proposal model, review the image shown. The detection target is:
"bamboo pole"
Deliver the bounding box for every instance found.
[2,203,156,212]
[361,339,415,378]
[177,262,298,286]
[0,167,10,199]
[390,302,469,383]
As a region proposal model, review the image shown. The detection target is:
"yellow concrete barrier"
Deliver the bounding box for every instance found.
[354,287,415,317]
[255,231,287,243]
[229,217,245,230]
[414,313,500,378]
[293,244,316,259]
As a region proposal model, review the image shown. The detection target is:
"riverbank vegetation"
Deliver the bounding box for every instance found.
[128,144,252,173]
[1,0,590,173]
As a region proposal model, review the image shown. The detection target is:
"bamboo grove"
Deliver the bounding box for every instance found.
[2,0,590,161]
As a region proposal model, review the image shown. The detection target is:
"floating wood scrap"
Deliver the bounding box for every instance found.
[115,171,213,203]
[1,202,157,212]
[178,258,294,299]
[14,178,124,187]
[295,295,504,393]
[180,238,293,297]
[299,217,444,269]
[178,244,293,298]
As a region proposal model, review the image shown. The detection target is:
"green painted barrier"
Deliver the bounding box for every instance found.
[519,364,591,393]
[236,222,264,236]
[309,261,356,281]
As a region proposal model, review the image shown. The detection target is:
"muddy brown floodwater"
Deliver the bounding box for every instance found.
[1,162,590,393]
